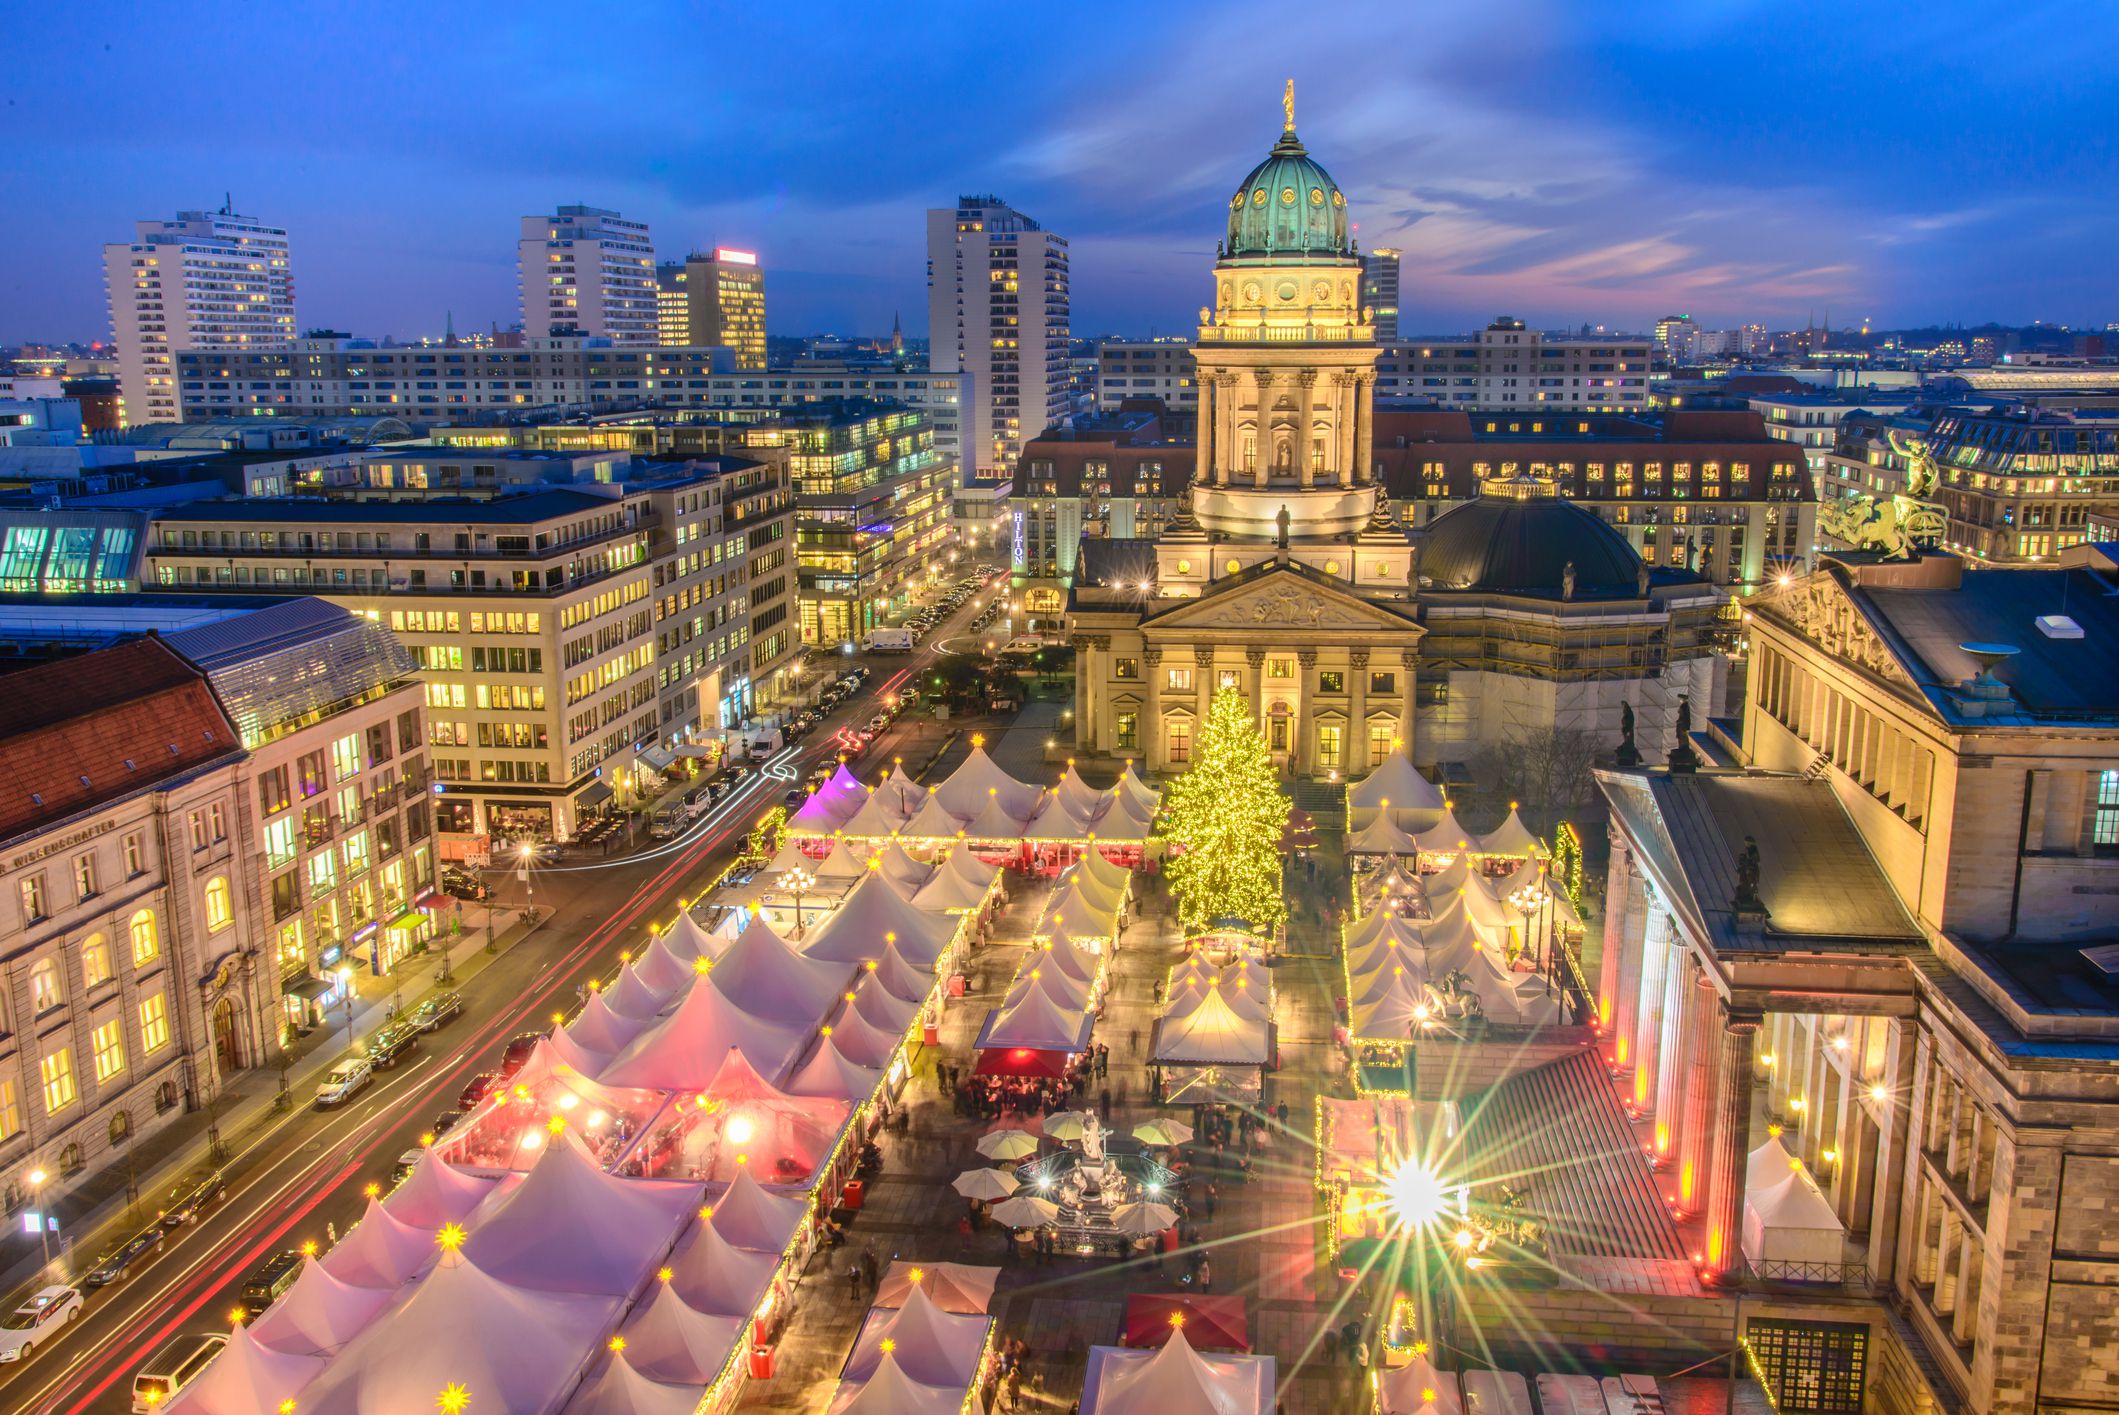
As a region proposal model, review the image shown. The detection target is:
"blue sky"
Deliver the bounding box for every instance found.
[6,0,2114,344]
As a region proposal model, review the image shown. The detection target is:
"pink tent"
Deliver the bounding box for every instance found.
[706,1167,809,1253]
[566,991,653,1058]
[249,1256,392,1357]
[164,1324,324,1415]
[827,1351,966,1415]
[842,1284,992,1387]
[706,917,854,1026]
[461,1131,701,1294]
[874,1261,998,1313]
[1081,1325,1273,1415]
[443,1038,670,1175]
[664,1219,782,1316]
[597,976,811,1091]
[644,1050,854,1185]
[617,1278,747,1384]
[630,931,698,1001]
[787,1033,885,1102]
[379,1147,496,1229]
[563,1348,702,1415]
[824,993,907,1069]
[319,1196,435,1290]
[850,972,922,1033]
[601,963,669,1023]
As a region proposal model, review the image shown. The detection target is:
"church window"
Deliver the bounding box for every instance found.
[1368,718,1396,765]
[2093,770,2119,849]
[1370,671,1396,695]
[1166,667,1194,692]
[1115,712,1139,752]
[1318,671,1344,693]
[1114,657,1139,680]
[1312,439,1326,472]
[1167,719,1192,764]
[1242,435,1256,470]
[1267,658,1292,679]
[1317,724,1343,769]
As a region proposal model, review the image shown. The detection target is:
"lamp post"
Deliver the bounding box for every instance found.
[1508,880,1551,979]
[27,1167,49,1273]
[784,865,815,942]
[519,841,536,922]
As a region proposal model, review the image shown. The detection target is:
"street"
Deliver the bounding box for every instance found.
[0,578,1001,1415]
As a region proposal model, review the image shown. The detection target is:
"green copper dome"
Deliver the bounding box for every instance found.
[1224,127,1351,261]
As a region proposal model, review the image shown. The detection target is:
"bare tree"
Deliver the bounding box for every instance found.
[1464,725,1603,836]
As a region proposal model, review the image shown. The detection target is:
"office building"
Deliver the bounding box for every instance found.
[1360,247,1402,340]
[655,262,690,345]
[683,249,767,370]
[517,205,657,345]
[1373,320,1652,411]
[926,195,1070,475]
[1654,313,1696,355]
[1095,339,1196,412]
[103,207,295,426]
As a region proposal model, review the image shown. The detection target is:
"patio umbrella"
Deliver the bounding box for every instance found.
[1042,1111,1095,1142]
[1132,1119,1195,1147]
[976,1129,1040,1161]
[1110,1201,1178,1236]
[952,1168,1020,1201]
[987,1196,1060,1229]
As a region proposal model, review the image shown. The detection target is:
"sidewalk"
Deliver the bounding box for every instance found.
[0,903,545,1302]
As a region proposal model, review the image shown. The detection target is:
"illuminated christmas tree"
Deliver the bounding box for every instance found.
[1155,690,1290,934]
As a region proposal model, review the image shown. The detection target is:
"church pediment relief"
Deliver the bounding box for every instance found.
[1749,576,1921,695]
[1143,569,1418,636]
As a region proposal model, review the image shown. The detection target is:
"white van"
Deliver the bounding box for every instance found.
[866,627,916,652]
[133,1332,227,1411]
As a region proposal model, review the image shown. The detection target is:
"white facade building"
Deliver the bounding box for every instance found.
[103,209,295,427]
[925,196,1070,475]
[517,206,657,346]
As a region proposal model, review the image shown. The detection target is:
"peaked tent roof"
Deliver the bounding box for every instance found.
[801,871,958,970]
[566,991,652,1059]
[1348,811,1421,857]
[851,972,922,1032]
[166,1323,325,1415]
[814,835,878,881]
[933,744,1044,820]
[1747,1133,1803,1194]
[900,790,970,841]
[380,1147,497,1229]
[707,1167,810,1253]
[975,984,1094,1054]
[1348,752,1446,814]
[1478,806,1547,859]
[1748,1170,1844,1234]
[826,993,907,1069]
[1083,1325,1272,1415]
[865,941,937,1005]
[1042,886,1119,943]
[319,1197,435,1290]
[1115,762,1162,815]
[617,1278,747,1384]
[1414,806,1479,855]
[461,1132,700,1294]
[787,785,862,835]
[707,916,852,1025]
[940,848,1003,892]
[769,836,821,874]
[873,839,933,890]
[601,963,670,1023]
[664,1215,782,1315]
[1077,847,1132,893]
[1006,963,1093,1013]
[1155,986,1271,1065]
[839,791,913,840]
[842,1285,993,1387]
[630,931,697,1002]
[788,1031,886,1101]
[249,1256,393,1358]
[963,790,1034,840]
[1087,803,1151,843]
[595,977,811,1091]
[875,1260,999,1313]
[563,1348,703,1415]
[1033,934,1102,986]
[663,906,733,964]
[827,1351,966,1415]
[913,862,993,912]
[1054,763,1110,820]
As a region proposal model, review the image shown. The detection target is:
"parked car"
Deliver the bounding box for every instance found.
[131,1332,225,1410]
[237,1250,303,1317]
[458,1071,502,1110]
[497,1031,543,1077]
[313,1058,373,1109]
[156,1167,226,1228]
[408,991,463,1032]
[366,1022,418,1070]
[389,1149,425,1186]
[0,1285,82,1362]
[84,1227,166,1288]
[429,1109,465,1139]
[782,788,807,807]
[439,868,486,902]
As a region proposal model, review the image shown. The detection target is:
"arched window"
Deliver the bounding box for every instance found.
[154,1081,178,1114]
[28,958,62,1014]
[202,877,232,933]
[57,1143,83,1175]
[109,1110,131,1145]
[81,933,113,989]
[130,909,160,966]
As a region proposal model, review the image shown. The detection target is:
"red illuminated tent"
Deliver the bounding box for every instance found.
[1119,1293,1250,1352]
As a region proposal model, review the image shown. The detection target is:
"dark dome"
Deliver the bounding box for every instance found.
[1418,493,1644,598]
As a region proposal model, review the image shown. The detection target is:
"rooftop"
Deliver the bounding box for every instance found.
[149,487,630,525]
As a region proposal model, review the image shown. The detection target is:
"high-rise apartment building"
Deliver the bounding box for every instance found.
[1360,247,1402,340]
[1372,319,1652,410]
[1095,339,1196,412]
[1653,312,1696,356]
[683,249,767,370]
[103,208,295,427]
[517,205,657,345]
[655,262,690,345]
[926,196,1070,475]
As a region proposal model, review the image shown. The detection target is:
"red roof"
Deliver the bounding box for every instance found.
[0,637,241,843]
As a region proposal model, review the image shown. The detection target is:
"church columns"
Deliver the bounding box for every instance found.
[1398,651,1418,761]
[1245,648,1267,726]
[1335,372,1357,483]
[1653,930,1691,1161]
[1197,374,1215,479]
[1352,371,1374,483]
[1703,1007,1762,1278]
[1675,963,1721,1215]
[1631,902,1673,1115]
[1217,373,1239,487]
[1074,635,1102,753]
[1295,369,1318,487]
[1295,650,1318,773]
[1252,370,1276,483]
[1598,835,1636,1042]
[1142,647,1164,770]
[1347,649,1370,775]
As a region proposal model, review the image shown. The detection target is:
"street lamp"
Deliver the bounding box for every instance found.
[784,865,815,941]
[27,1167,49,1273]
[1508,879,1551,979]
[519,841,536,921]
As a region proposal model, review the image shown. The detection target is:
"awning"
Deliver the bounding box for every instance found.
[675,744,720,758]
[384,911,427,935]
[281,974,334,1001]
[638,745,677,772]
[578,780,615,809]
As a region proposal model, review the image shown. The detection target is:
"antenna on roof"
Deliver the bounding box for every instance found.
[222,191,233,216]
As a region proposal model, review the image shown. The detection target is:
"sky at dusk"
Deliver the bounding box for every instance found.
[6,0,2115,346]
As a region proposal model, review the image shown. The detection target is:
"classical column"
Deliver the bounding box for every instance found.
[1197,373,1216,478]
[1347,649,1370,774]
[1218,373,1240,488]
[1702,1007,1762,1278]
[1074,634,1099,753]
[1598,835,1634,1035]
[1294,369,1319,487]
[1141,647,1164,769]
[1351,371,1374,484]
[1675,963,1720,1215]
[1295,650,1319,774]
[1335,372,1358,483]
[1653,932,1691,1161]
[1398,650,1418,759]
[1631,903,1673,1114]
[1245,648,1267,725]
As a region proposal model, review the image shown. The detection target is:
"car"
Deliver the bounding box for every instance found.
[132,1332,226,1410]
[439,867,486,902]
[313,1058,373,1109]
[237,1250,303,1317]
[458,1071,502,1109]
[0,1285,82,1362]
[389,1148,425,1186]
[782,788,807,807]
[429,1109,465,1139]
[497,1031,543,1077]
[856,726,877,743]
[365,1022,418,1070]
[867,713,891,731]
[156,1167,226,1228]
[409,991,464,1032]
[84,1228,165,1287]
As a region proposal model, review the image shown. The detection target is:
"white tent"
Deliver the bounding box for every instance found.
[788,1031,886,1102]
[1747,1134,1803,1193]
[824,992,907,1069]
[1080,1325,1272,1415]
[879,763,927,817]
[873,840,933,891]
[707,1167,810,1253]
[962,789,1033,841]
[1007,962,1093,1013]
[567,991,654,1059]
[461,1132,700,1294]
[842,1285,992,1387]
[864,942,937,1006]
[974,984,1093,1055]
[801,871,959,971]
[320,1197,436,1290]
[601,963,669,1023]
[1348,751,1446,816]
[1077,847,1132,893]
[1053,762,1111,822]
[289,1248,621,1415]
[839,791,913,841]
[768,836,822,875]
[1041,885,1118,946]
[659,907,730,965]
[1115,762,1161,816]
[249,1257,393,1357]
[851,972,922,1032]
[814,836,878,882]
[933,743,1043,821]
[1348,811,1422,858]
[706,917,852,1027]
[1478,805,1548,860]
[1414,807,1479,859]
[1154,986,1271,1066]
[563,1349,703,1415]
[630,931,699,1002]
[165,1324,324,1415]
[380,1147,496,1229]
[1025,794,1095,841]
[1742,1169,1846,1266]
[1378,1357,1463,1415]
[875,1261,998,1313]
[827,1351,967,1415]
[595,976,811,1091]
[901,791,970,841]
[1087,804,1151,845]
[1032,934,1102,987]
[664,1217,781,1316]
[912,862,993,913]
[617,1278,747,1384]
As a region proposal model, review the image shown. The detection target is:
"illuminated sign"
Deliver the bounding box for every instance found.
[714,249,758,266]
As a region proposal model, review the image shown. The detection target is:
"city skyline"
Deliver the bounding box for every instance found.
[6,1,2117,346]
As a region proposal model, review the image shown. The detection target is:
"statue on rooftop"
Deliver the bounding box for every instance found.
[1616,699,1641,767]
[1734,835,1765,913]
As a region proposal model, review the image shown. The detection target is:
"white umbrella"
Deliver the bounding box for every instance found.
[1042,1111,1095,1142]
[1132,1119,1194,1147]
[952,1168,1020,1201]
[988,1196,1060,1229]
[1110,1201,1177,1236]
[976,1129,1040,1161]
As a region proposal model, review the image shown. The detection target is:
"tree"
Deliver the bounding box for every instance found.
[1464,725,1601,837]
[1154,691,1291,935]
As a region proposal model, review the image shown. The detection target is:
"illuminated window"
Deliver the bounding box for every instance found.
[139,993,171,1055]
[1319,671,1345,693]
[74,853,97,901]
[1166,667,1194,692]
[203,877,234,933]
[30,958,63,1013]
[1317,724,1344,769]
[2095,770,2119,849]
[1114,657,1139,680]
[81,934,113,989]
[41,1047,76,1114]
[1115,712,1139,751]
[92,1020,125,1083]
[19,874,46,923]
[0,1080,19,1141]
[1168,718,1193,764]
[1267,658,1292,679]
[130,908,160,965]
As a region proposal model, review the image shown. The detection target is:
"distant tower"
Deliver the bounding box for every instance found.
[891,310,904,356]
[927,195,1071,474]
[517,204,657,344]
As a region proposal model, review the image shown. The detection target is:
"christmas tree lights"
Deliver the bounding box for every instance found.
[1154,691,1291,934]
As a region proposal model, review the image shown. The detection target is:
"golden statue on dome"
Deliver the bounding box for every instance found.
[1283,79,1295,130]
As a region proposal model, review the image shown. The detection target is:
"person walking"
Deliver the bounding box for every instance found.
[1098,1085,1110,1118]
[1198,1254,1213,1291]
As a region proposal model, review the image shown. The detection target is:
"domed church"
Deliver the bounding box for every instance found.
[1066,88,1726,778]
